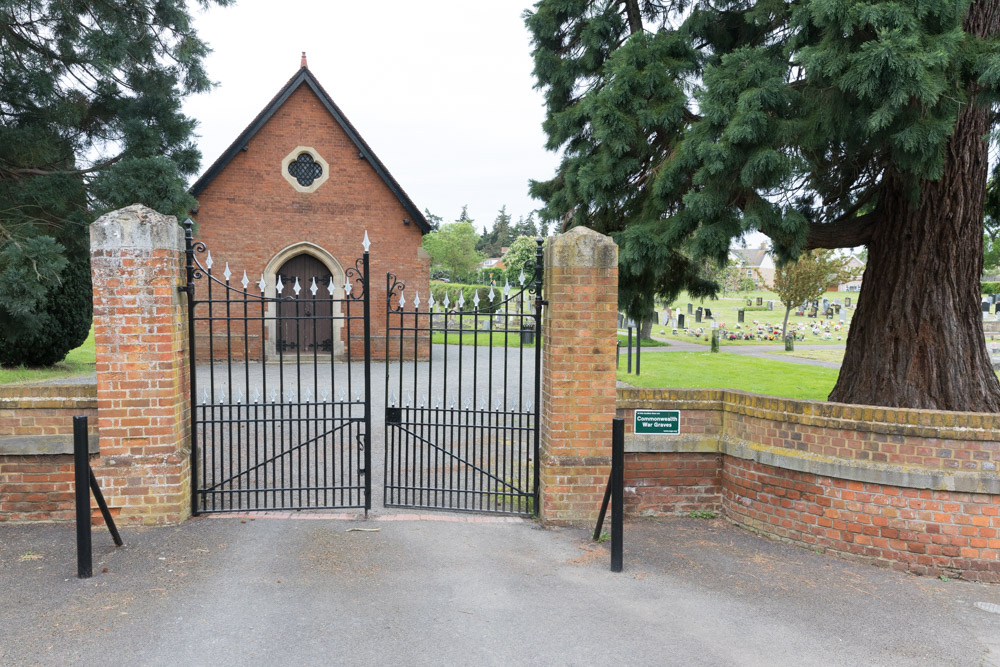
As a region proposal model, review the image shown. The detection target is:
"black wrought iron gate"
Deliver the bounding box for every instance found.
[383,240,544,516]
[183,221,372,514]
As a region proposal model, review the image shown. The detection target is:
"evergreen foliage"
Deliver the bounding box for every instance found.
[0,0,230,366]
[524,0,1000,315]
[477,206,515,257]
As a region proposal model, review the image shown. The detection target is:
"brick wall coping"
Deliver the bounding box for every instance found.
[0,383,98,456]
[618,387,1000,494]
[618,388,1000,441]
[0,383,97,409]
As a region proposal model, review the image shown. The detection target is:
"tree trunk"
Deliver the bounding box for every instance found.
[781,306,791,342]
[830,99,1000,410]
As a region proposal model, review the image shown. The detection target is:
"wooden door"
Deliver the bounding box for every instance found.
[276,254,334,354]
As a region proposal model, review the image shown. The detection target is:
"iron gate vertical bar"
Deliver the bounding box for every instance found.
[362,247,372,511]
[532,238,544,516]
[183,219,200,517]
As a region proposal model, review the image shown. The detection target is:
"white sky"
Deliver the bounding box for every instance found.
[182,0,561,232]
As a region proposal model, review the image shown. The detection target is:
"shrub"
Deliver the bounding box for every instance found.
[429,281,516,314]
[982,282,1000,295]
[0,252,92,367]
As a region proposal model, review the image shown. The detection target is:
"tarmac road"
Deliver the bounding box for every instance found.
[2,514,999,666]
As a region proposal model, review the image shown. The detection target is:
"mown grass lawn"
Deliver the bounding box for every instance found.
[0,327,96,385]
[617,351,840,401]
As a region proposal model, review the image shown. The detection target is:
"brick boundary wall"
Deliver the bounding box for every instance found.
[618,388,1000,581]
[0,384,98,521]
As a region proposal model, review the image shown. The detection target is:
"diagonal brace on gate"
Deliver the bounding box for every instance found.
[202,417,362,493]
[389,422,528,494]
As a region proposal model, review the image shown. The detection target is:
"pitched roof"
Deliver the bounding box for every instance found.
[189,66,431,233]
[730,247,770,268]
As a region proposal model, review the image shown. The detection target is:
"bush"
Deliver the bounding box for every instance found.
[982,282,1000,295]
[429,281,512,314]
[0,252,92,367]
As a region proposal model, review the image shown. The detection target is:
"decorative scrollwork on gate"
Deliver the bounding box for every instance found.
[344,256,367,300]
[387,272,406,312]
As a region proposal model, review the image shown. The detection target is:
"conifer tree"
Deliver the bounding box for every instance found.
[525,0,1000,410]
[1,0,230,365]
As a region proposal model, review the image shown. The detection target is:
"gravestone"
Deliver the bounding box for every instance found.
[704,308,713,319]
[826,308,834,319]
[756,297,763,306]
[738,309,745,323]
[845,296,852,307]
[677,313,685,328]
[767,301,773,311]
[746,299,753,307]
[995,303,1000,315]
[808,307,818,318]
[688,303,693,314]
[822,298,830,311]
[834,304,841,314]
[695,307,703,323]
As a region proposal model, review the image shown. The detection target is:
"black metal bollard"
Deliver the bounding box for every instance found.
[74,416,92,579]
[627,327,633,373]
[611,417,624,572]
[636,322,641,376]
[616,340,620,369]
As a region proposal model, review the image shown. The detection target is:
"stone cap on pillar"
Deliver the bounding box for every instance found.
[91,204,183,252]
[546,226,617,269]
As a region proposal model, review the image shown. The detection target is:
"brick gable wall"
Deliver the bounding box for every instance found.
[193,84,429,358]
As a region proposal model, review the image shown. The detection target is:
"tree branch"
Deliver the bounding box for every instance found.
[805,211,879,249]
[0,155,123,179]
[623,0,643,34]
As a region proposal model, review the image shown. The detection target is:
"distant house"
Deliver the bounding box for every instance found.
[832,254,865,292]
[729,243,775,288]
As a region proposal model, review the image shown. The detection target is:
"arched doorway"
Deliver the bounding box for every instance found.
[262,242,346,360]
[276,254,334,354]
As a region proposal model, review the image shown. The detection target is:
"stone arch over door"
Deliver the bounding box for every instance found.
[263,242,346,359]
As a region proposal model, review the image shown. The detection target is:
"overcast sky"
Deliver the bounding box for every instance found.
[181,0,561,232]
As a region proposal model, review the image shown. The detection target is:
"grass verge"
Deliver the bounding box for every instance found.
[617,351,840,401]
[0,327,96,385]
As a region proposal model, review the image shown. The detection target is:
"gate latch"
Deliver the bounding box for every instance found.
[386,407,402,425]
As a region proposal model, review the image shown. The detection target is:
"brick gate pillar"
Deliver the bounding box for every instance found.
[90,205,190,525]
[540,227,618,524]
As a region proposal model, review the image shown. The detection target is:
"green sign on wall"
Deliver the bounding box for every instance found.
[634,410,680,435]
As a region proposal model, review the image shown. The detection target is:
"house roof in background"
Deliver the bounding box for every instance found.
[730,247,770,268]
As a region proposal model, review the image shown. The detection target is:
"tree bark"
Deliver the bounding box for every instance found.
[830,101,1000,410]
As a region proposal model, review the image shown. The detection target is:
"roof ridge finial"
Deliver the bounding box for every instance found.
[301,51,307,69]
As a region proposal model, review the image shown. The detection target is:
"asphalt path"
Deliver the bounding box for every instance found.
[634,337,843,369]
[2,515,999,666]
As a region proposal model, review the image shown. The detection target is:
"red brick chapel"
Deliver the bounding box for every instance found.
[189,55,430,357]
